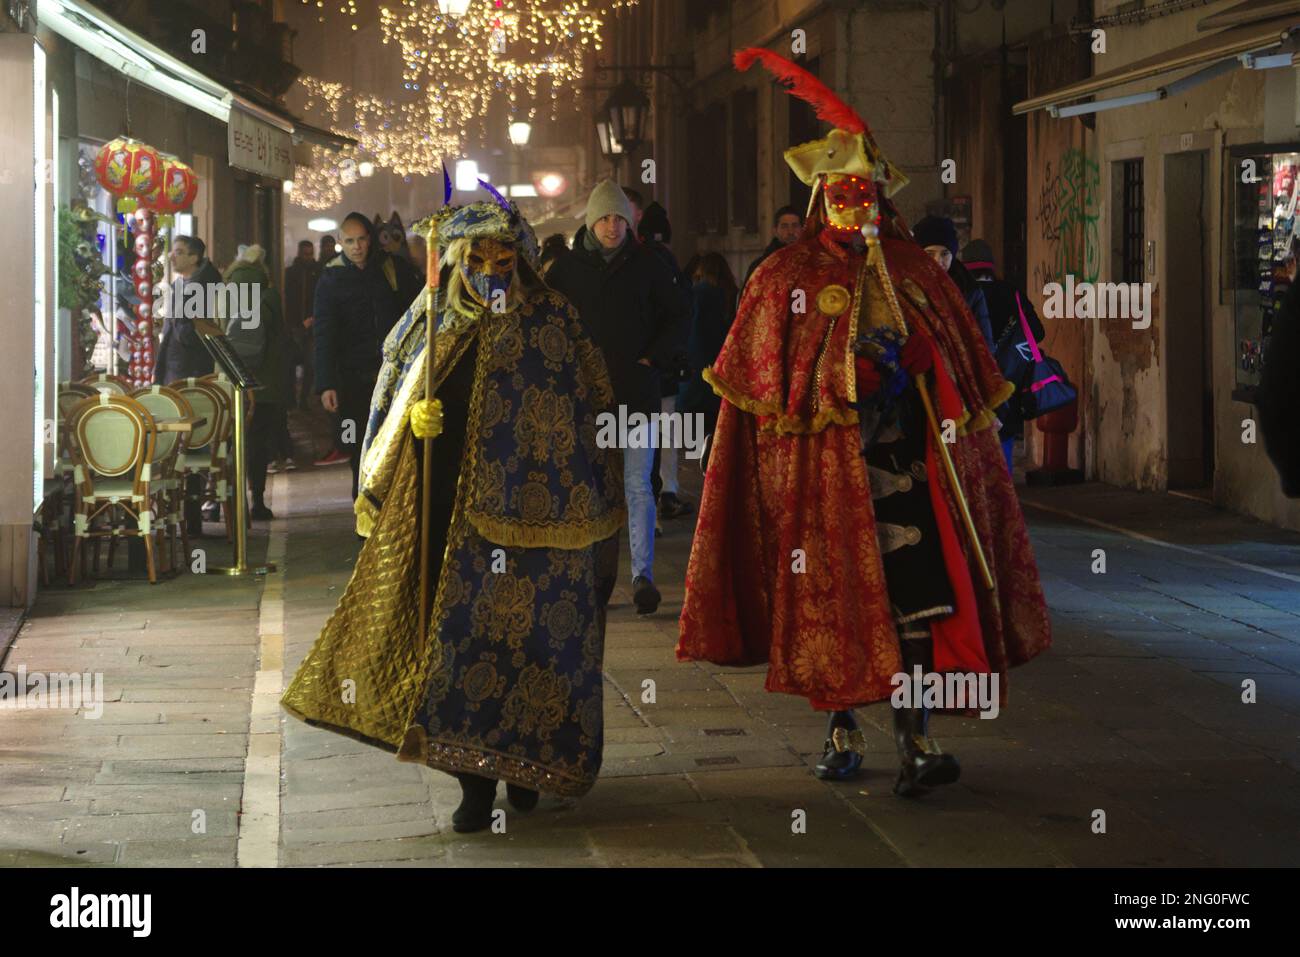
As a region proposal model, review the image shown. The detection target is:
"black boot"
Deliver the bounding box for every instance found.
[814,710,864,781]
[892,637,960,798]
[451,773,498,833]
[506,783,540,813]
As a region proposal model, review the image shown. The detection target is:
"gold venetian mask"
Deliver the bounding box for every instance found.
[461,237,517,305]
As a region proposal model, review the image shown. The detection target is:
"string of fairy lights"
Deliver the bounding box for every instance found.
[290,0,638,210]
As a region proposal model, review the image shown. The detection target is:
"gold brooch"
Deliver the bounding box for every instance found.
[816,284,851,317]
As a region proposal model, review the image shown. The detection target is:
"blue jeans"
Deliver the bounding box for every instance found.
[623,441,656,581]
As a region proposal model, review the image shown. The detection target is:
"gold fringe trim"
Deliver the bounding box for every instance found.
[703,365,859,435]
[465,507,627,550]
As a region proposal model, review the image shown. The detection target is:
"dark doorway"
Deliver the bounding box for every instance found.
[1165,150,1213,491]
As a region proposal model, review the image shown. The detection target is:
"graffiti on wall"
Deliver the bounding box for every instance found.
[1032,147,1101,293]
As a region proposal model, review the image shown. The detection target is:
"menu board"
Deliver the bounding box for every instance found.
[194,319,262,390]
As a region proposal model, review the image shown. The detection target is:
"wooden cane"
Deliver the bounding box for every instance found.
[418,229,439,630]
[866,245,996,591]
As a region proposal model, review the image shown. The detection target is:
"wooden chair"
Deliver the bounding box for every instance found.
[66,393,164,584]
[173,378,230,543]
[79,373,131,396]
[131,384,195,574]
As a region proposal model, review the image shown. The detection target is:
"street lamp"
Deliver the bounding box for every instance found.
[508,120,532,147]
[594,120,623,159]
[602,77,650,154]
[436,0,473,15]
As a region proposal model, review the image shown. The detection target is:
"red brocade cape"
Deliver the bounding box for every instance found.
[677,228,1052,709]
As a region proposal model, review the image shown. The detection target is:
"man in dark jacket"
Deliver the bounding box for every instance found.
[914,216,994,350]
[155,235,220,385]
[637,200,694,520]
[283,239,321,410]
[547,180,690,614]
[314,211,423,500]
[960,238,1046,471]
[743,205,803,289]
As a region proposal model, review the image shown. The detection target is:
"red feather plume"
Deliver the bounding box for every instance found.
[733,47,867,134]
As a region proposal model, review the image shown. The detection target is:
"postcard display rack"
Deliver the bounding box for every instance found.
[1235,151,1300,390]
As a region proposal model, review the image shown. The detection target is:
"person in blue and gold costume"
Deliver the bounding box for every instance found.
[282,195,625,833]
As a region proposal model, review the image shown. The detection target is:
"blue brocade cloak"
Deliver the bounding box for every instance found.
[282,286,626,797]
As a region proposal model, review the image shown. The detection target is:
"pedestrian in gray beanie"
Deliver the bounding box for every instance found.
[547,177,690,616]
[585,179,636,234]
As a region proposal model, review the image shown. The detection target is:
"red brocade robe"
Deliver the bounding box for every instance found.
[677,227,1052,710]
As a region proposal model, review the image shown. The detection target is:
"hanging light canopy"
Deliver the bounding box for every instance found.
[508,120,532,146]
[603,77,649,154]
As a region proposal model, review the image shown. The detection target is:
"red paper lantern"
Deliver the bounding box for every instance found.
[143,157,198,212]
[94,138,131,195]
[125,142,162,199]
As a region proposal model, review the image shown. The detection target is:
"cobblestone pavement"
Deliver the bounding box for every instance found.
[3,437,1300,866]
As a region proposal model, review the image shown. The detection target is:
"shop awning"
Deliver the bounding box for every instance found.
[1013,13,1300,116]
[39,0,353,152]
[1200,1,1300,32]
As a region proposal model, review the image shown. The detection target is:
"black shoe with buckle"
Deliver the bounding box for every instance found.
[814,710,865,781]
[892,638,960,798]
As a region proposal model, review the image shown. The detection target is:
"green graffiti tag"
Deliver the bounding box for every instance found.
[1033,147,1101,292]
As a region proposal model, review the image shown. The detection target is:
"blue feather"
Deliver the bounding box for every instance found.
[477,178,513,214]
[442,162,452,205]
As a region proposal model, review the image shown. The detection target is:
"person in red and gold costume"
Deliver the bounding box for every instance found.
[678,49,1052,797]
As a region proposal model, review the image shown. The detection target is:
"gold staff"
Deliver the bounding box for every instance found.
[413,216,439,630]
[864,234,995,591]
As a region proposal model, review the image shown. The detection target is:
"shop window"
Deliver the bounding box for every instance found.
[731,89,758,233]
[688,103,728,235]
[1230,148,1300,393]
[1119,159,1144,284]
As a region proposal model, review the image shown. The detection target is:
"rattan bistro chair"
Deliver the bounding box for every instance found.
[79,373,131,395]
[173,378,230,541]
[67,393,164,584]
[131,384,195,573]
